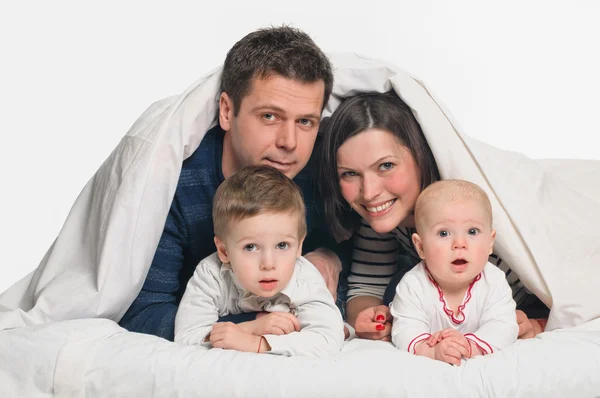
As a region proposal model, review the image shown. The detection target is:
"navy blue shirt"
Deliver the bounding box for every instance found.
[119,125,342,340]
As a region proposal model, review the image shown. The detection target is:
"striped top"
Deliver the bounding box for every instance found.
[348,221,529,305]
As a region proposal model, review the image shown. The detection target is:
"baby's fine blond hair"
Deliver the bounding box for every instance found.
[414,179,493,233]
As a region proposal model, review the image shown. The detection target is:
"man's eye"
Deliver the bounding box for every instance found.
[468,228,479,236]
[277,242,290,250]
[438,230,449,237]
[263,113,275,121]
[244,244,257,251]
[298,118,312,127]
[380,162,394,171]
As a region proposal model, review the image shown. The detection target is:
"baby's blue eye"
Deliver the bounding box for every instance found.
[468,228,479,236]
[438,230,449,237]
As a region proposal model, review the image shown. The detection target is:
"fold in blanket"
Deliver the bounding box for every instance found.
[1,53,599,333]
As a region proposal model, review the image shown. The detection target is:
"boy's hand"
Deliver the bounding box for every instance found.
[239,312,300,336]
[210,322,263,352]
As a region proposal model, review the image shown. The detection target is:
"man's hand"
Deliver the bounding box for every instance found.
[238,312,300,336]
[304,248,342,300]
[354,305,392,341]
[517,310,544,339]
[210,322,262,352]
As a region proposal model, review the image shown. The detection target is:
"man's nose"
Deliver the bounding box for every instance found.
[275,122,297,151]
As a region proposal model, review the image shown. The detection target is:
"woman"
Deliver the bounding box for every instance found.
[318,91,547,341]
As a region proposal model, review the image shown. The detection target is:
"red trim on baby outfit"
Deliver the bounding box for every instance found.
[425,267,481,325]
[464,333,493,355]
[408,333,432,354]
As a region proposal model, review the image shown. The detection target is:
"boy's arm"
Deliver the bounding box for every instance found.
[465,272,519,355]
[390,274,433,356]
[174,260,222,345]
[262,260,345,357]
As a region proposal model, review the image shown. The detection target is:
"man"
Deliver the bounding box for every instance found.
[119,26,347,340]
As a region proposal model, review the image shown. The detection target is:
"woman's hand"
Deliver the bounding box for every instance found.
[516,310,545,339]
[354,305,392,341]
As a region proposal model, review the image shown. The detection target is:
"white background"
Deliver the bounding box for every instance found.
[1,0,598,292]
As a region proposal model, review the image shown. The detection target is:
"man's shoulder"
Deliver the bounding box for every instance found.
[181,125,223,171]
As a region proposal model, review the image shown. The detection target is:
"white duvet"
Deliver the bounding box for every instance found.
[1,53,599,397]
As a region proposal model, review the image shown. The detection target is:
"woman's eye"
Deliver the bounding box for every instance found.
[244,244,257,251]
[340,171,357,179]
[468,228,479,236]
[277,242,290,250]
[379,162,394,171]
[438,230,449,237]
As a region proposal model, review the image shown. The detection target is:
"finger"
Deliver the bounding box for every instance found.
[374,308,387,323]
[443,353,461,366]
[516,310,528,324]
[283,313,301,331]
[448,342,470,358]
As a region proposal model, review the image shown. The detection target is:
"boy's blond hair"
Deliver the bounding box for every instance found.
[414,179,493,232]
[212,165,307,238]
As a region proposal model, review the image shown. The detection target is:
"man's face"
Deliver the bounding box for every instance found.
[219,74,324,179]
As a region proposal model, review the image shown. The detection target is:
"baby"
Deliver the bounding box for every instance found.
[390,179,518,365]
[174,165,344,357]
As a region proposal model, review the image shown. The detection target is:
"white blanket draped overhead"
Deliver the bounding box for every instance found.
[1,53,599,334]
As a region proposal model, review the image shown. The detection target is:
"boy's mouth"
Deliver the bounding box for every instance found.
[259,279,278,291]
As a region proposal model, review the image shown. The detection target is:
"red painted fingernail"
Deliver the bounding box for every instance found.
[376,315,385,321]
[376,324,385,331]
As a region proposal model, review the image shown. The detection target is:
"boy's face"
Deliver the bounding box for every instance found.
[219,73,324,179]
[412,199,495,290]
[214,211,304,297]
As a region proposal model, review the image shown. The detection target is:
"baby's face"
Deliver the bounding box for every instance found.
[414,199,495,290]
[215,211,303,297]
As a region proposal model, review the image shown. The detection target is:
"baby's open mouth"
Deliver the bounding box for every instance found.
[452,259,467,265]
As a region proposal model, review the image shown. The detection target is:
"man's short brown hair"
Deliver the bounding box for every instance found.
[212,165,307,238]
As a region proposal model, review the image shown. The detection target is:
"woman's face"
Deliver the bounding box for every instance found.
[336,128,422,233]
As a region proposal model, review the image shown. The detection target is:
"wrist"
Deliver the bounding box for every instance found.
[414,341,435,359]
[257,336,271,353]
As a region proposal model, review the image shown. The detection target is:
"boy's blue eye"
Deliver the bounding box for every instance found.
[438,230,449,237]
[244,244,257,251]
[277,242,290,250]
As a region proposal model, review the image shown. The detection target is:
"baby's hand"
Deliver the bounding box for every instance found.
[243,312,301,336]
[433,336,470,366]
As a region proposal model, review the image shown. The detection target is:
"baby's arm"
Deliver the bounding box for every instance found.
[465,270,519,356]
[390,274,433,354]
[262,259,344,357]
[174,261,222,345]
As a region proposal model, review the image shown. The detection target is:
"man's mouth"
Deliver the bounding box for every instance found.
[364,199,396,214]
[264,159,294,171]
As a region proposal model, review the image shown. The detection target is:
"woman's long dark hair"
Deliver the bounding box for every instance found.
[317,91,440,242]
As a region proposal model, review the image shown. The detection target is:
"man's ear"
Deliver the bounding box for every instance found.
[214,236,229,263]
[489,229,497,255]
[412,233,426,259]
[219,92,234,132]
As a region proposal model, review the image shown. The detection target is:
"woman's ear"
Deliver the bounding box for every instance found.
[412,233,426,259]
[219,92,234,132]
[214,236,229,263]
